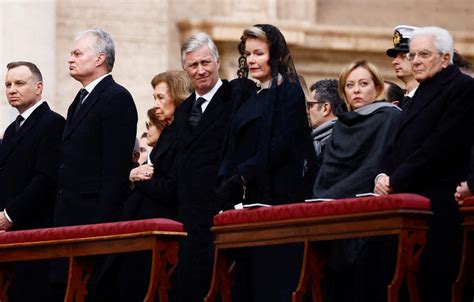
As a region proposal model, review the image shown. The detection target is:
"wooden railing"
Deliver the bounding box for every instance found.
[205,193,431,302]
[0,218,186,302]
[452,197,474,302]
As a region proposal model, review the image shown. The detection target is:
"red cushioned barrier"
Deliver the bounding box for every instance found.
[214,193,430,226]
[0,218,183,245]
[461,197,474,207]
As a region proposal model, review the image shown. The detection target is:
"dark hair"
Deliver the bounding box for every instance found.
[237,24,297,85]
[6,61,43,81]
[453,51,472,70]
[384,81,404,104]
[310,79,344,114]
[146,108,166,131]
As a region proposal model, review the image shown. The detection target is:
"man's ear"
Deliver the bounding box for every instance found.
[35,81,43,95]
[441,53,451,68]
[322,103,332,117]
[96,53,106,67]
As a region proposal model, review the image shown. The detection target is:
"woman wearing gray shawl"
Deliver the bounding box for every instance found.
[313,60,401,302]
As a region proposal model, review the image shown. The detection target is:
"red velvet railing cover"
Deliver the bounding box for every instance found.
[214,193,430,226]
[0,218,183,245]
[461,197,474,207]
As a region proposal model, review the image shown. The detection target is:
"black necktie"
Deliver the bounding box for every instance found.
[14,115,24,134]
[72,89,89,120]
[188,97,206,128]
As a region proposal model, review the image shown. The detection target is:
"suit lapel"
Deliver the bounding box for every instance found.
[397,66,458,133]
[0,102,48,164]
[184,81,229,147]
[63,75,113,140]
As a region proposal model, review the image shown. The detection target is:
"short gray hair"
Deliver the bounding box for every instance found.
[180,32,219,68]
[410,26,454,64]
[75,28,115,71]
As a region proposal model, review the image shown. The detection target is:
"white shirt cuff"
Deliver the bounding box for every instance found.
[3,209,13,223]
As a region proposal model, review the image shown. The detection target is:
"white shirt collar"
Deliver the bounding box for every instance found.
[19,99,45,125]
[406,86,418,98]
[195,79,222,112]
[82,73,111,100]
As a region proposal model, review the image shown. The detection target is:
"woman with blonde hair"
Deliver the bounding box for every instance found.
[313,60,401,302]
[313,59,400,198]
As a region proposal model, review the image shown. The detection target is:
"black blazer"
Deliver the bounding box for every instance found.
[172,80,235,302]
[378,65,474,274]
[379,65,474,193]
[55,75,138,226]
[174,80,234,219]
[123,123,178,221]
[0,102,65,230]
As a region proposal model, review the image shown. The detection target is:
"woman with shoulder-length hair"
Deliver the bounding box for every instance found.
[313,59,401,302]
[217,24,311,208]
[216,24,313,302]
[313,59,401,199]
[120,70,193,302]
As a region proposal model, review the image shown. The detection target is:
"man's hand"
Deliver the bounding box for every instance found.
[374,174,393,195]
[0,212,13,231]
[455,181,472,204]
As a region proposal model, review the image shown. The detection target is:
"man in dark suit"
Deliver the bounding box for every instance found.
[172,32,235,302]
[375,26,474,302]
[52,28,137,301]
[1,61,65,301]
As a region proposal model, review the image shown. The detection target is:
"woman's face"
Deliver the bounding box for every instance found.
[153,81,176,123]
[344,66,380,110]
[145,121,161,147]
[245,37,272,83]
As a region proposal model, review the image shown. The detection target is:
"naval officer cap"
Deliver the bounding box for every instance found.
[386,25,418,58]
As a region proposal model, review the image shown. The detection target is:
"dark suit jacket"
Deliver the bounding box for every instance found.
[378,65,474,274]
[173,80,234,302]
[123,123,178,221]
[55,75,138,227]
[0,102,65,230]
[0,102,64,302]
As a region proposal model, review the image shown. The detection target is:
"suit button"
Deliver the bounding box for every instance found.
[58,188,63,195]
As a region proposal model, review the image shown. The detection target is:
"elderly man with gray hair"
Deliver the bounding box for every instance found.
[51,28,138,301]
[375,26,474,301]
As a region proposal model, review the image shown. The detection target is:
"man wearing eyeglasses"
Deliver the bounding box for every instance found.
[375,26,474,302]
[386,25,419,109]
[307,79,343,173]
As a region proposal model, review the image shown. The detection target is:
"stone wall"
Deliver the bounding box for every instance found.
[1,0,473,134]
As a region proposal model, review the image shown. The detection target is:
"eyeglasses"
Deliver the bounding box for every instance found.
[406,50,442,61]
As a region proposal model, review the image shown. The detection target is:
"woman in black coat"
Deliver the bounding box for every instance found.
[217,24,312,302]
[217,24,311,208]
[120,70,193,302]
